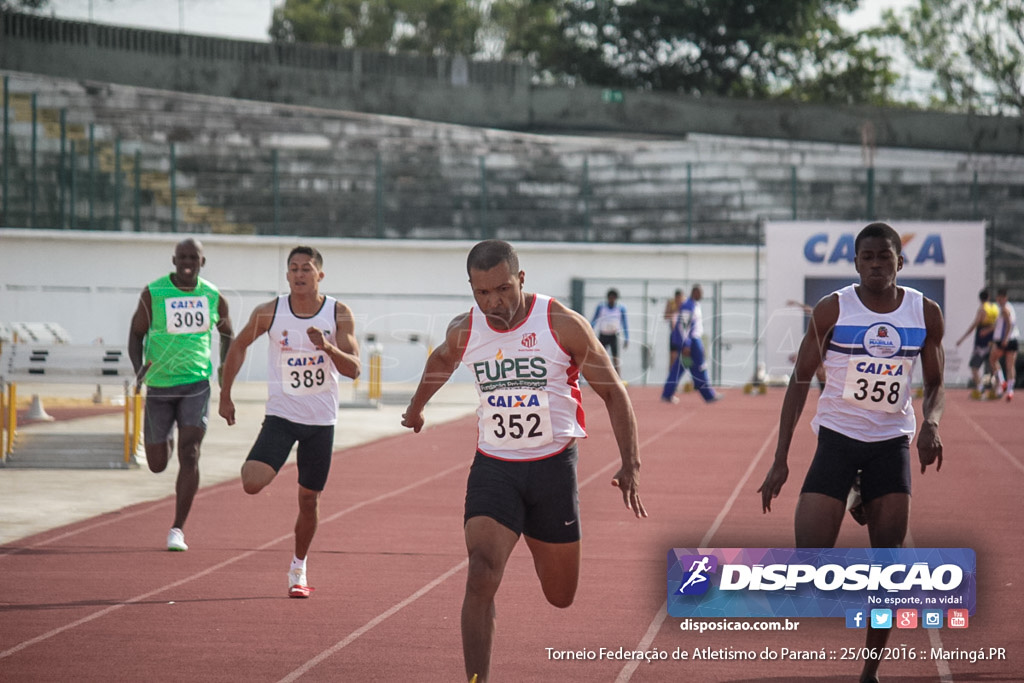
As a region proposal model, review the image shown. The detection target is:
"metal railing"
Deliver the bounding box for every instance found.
[2,75,1023,295]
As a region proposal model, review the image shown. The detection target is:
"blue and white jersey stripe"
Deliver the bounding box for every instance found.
[828,325,927,357]
[812,285,929,442]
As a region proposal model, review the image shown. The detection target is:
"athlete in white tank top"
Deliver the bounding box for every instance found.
[813,284,927,442]
[217,247,361,599]
[462,293,586,461]
[756,224,945,683]
[266,294,342,426]
[400,239,647,682]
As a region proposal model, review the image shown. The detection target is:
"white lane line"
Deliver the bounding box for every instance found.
[1,499,171,556]
[905,530,953,683]
[926,628,954,683]
[958,409,1024,475]
[580,414,694,489]
[616,423,779,683]
[0,460,469,660]
[0,479,243,556]
[277,558,470,683]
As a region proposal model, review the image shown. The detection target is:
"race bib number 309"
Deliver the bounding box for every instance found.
[481,390,553,449]
[164,297,210,334]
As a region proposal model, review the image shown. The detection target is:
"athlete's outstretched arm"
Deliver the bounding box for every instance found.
[955,305,985,346]
[215,295,234,384]
[551,301,646,519]
[127,288,153,389]
[402,313,470,434]
[917,298,945,473]
[758,294,838,512]
[218,300,274,426]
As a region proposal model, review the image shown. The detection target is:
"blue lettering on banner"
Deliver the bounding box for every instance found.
[914,234,946,264]
[802,233,945,265]
[667,548,975,618]
[804,233,829,263]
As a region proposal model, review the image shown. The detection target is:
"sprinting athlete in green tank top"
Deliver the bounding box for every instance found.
[129,238,233,552]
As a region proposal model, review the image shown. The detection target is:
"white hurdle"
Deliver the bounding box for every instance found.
[0,344,141,466]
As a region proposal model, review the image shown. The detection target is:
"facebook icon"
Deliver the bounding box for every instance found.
[845,609,866,629]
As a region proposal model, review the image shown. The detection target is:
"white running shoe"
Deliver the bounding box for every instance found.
[166,527,188,552]
[288,567,312,598]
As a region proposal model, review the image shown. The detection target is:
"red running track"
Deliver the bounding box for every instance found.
[1,388,1022,682]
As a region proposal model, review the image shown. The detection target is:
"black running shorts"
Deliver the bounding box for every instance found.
[800,426,911,504]
[245,415,335,492]
[598,333,620,359]
[464,443,580,543]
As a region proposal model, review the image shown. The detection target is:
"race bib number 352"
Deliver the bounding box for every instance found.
[481,390,554,449]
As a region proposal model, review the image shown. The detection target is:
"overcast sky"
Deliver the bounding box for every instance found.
[45,0,913,43]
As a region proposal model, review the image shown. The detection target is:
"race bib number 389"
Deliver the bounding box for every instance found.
[164,297,210,334]
[282,351,330,396]
[481,390,553,449]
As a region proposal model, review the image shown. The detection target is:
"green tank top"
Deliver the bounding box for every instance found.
[143,274,221,387]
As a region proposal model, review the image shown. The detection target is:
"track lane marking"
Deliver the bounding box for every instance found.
[0,460,469,660]
[616,422,779,682]
[906,530,953,683]
[957,409,1024,475]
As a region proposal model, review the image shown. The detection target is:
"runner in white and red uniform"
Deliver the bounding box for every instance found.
[402,240,646,683]
[464,291,586,461]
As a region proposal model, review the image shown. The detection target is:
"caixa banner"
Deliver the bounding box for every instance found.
[667,548,975,618]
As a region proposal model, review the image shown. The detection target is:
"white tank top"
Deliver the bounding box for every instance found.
[462,294,587,461]
[265,295,341,426]
[812,285,927,442]
[994,302,1020,342]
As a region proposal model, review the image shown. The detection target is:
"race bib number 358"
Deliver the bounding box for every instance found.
[164,297,210,334]
[841,357,911,413]
[481,390,553,449]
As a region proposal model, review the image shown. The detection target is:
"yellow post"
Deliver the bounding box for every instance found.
[133,389,143,457]
[6,383,17,457]
[0,382,5,460]
[369,351,382,401]
[123,383,131,464]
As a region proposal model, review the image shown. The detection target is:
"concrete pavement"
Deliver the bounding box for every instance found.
[0,381,478,545]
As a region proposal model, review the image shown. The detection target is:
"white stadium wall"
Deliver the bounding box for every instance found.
[0,229,759,385]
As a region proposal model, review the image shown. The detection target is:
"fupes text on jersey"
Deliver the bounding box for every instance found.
[472,356,547,383]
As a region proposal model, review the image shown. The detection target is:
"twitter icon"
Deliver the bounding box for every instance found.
[870,609,893,629]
